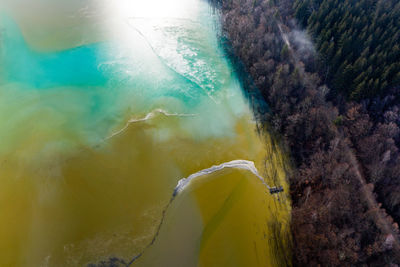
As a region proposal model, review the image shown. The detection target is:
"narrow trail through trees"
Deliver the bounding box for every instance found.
[277,12,400,259]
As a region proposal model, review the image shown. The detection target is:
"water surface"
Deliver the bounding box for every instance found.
[0,0,291,266]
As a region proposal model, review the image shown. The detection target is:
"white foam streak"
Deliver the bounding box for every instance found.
[105,109,197,140]
[125,159,281,265]
[174,159,271,196]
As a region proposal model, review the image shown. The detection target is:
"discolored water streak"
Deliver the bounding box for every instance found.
[130,127,291,267]
[0,0,291,266]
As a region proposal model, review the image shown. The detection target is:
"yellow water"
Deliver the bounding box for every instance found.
[0,0,291,266]
[0,114,290,266]
[133,121,291,267]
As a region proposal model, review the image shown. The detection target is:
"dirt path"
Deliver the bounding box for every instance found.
[277,16,400,259]
[348,150,400,258]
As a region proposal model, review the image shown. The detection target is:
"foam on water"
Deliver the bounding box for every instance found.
[0,1,247,152]
[174,159,273,195]
[0,0,291,266]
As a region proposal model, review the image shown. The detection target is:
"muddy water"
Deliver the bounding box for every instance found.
[0,0,291,266]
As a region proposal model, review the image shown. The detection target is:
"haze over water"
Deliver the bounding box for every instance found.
[0,0,291,266]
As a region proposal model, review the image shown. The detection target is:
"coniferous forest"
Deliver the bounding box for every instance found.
[295,0,400,100]
[2,0,400,266]
[212,0,400,265]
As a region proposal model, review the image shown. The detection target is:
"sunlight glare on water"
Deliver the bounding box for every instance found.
[110,0,197,19]
[0,0,291,266]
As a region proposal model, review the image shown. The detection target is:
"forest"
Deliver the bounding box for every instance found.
[212,0,400,265]
[294,0,400,100]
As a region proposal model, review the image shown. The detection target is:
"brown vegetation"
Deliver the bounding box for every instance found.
[213,0,400,265]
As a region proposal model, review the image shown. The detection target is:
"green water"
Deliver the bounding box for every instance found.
[0,0,291,266]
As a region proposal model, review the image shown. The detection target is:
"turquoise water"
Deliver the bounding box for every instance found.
[0,5,248,158]
[0,1,290,266]
[1,18,108,87]
[0,6,246,149]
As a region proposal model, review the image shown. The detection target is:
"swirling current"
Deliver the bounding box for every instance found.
[0,0,291,266]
